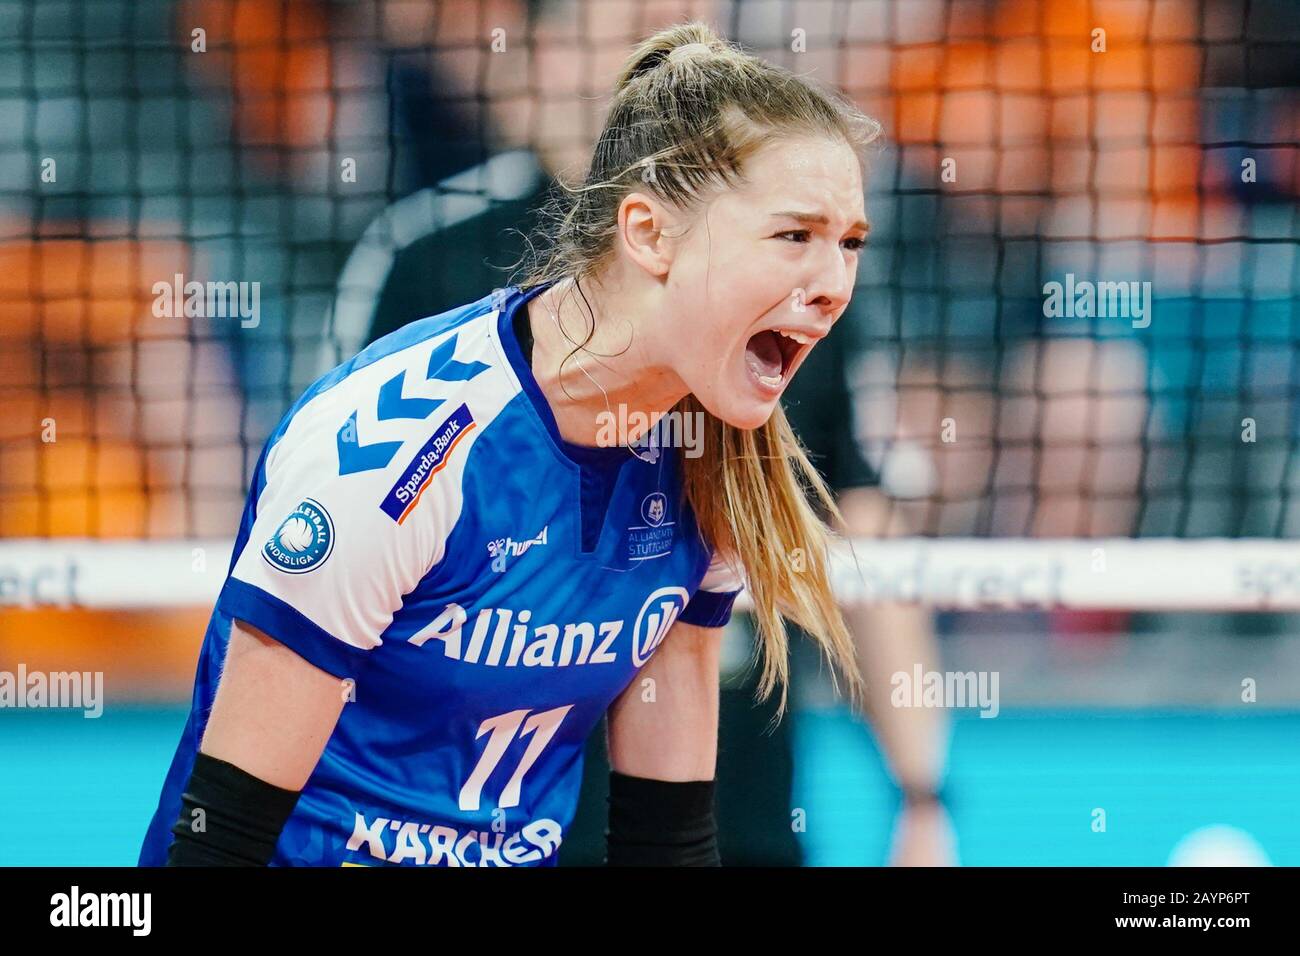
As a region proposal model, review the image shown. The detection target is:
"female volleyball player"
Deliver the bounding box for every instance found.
[139,21,880,867]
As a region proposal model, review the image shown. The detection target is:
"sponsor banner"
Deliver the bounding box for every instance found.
[380,403,476,524]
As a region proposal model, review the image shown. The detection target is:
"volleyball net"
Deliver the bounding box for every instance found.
[1,0,1298,611]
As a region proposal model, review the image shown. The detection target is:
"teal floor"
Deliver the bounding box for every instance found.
[793,708,1300,866]
[1,706,1296,866]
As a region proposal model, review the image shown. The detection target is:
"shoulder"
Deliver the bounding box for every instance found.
[220,290,528,664]
[265,289,521,485]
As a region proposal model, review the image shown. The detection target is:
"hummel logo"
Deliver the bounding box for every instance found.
[488,525,548,572]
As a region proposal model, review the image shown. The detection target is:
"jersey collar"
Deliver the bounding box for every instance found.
[496,280,632,470]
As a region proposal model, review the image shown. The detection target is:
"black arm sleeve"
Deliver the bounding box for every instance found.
[605,771,720,866]
[166,751,303,866]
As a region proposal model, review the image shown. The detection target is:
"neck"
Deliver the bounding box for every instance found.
[528,276,687,448]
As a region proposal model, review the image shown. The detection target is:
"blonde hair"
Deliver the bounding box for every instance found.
[513,21,882,714]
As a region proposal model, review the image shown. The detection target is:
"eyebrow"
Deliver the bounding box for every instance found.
[770,210,871,233]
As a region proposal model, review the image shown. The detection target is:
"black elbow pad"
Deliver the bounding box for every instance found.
[167,751,302,866]
[605,770,720,866]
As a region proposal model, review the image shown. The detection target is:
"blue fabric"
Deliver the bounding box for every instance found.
[679,587,742,628]
[138,285,728,869]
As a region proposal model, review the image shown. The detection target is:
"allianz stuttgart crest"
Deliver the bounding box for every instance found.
[627,491,673,562]
[642,492,666,526]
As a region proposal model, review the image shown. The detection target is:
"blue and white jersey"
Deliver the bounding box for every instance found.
[139,281,745,867]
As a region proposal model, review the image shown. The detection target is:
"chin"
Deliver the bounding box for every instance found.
[690,367,782,431]
[708,396,776,432]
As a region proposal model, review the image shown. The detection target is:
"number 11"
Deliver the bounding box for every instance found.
[458,705,573,812]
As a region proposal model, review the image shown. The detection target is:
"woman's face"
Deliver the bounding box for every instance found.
[659,135,868,430]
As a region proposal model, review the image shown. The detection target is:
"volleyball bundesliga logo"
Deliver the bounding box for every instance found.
[262,498,336,573]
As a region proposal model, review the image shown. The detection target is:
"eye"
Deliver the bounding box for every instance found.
[842,236,867,252]
[775,230,812,243]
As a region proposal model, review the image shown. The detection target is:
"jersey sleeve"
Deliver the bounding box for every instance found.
[678,547,746,628]
[215,403,457,680]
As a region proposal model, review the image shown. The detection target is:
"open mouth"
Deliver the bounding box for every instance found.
[744,328,808,391]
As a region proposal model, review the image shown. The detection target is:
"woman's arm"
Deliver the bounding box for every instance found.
[167,619,351,865]
[604,618,722,864]
[203,619,351,789]
[607,618,720,779]
[836,485,956,866]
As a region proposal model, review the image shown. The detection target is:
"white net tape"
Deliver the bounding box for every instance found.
[2,538,1298,612]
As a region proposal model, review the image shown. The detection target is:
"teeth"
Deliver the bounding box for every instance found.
[757,372,783,388]
[777,329,813,346]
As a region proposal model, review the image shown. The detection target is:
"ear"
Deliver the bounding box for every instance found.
[615,190,682,279]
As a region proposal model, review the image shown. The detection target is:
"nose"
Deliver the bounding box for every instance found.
[802,242,853,316]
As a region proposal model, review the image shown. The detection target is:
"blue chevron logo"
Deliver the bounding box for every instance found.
[427,335,490,382]
[336,332,490,476]
[378,369,444,422]
[336,411,404,476]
